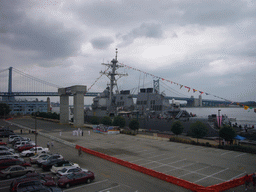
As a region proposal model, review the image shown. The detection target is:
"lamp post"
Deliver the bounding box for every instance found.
[3,108,6,120]
[35,111,39,154]
[218,109,221,146]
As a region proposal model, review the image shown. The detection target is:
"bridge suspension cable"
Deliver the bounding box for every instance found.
[12,68,62,89]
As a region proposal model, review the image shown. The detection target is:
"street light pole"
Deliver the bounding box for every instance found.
[218,109,221,146]
[35,112,37,154]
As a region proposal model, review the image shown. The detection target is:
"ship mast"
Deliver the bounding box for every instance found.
[100,48,128,111]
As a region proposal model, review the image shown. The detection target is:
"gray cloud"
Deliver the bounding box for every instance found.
[91,36,114,49]
[0,1,84,64]
[118,23,163,47]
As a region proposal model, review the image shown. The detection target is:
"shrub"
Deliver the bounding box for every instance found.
[101,116,112,126]
[90,116,100,125]
[113,116,126,128]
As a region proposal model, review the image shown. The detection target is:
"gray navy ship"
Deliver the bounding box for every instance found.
[86,49,191,120]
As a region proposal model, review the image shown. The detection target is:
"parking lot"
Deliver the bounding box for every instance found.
[0,119,190,192]
[1,118,256,191]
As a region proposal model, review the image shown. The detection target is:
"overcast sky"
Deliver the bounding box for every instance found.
[0,0,255,104]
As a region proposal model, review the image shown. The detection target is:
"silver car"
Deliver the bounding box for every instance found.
[29,153,51,164]
[0,165,35,179]
[57,167,88,177]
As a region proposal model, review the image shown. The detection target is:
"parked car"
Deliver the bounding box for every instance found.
[12,137,31,146]
[0,165,35,179]
[17,183,63,192]
[0,141,7,145]
[30,153,51,164]
[0,158,31,170]
[42,159,67,171]
[10,179,41,192]
[37,154,63,167]
[56,167,87,177]
[0,145,15,152]
[50,160,79,174]
[0,151,20,159]
[57,171,95,188]
[10,172,56,192]
[0,130,15,138]
[17,144,36,152]
[8,135,20,143]
[14,141,35,150]
[20,146,49,157]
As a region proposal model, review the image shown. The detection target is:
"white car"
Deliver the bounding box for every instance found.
[20,147,49,157]
[0,151,20,159]
[29,153,51,164]
[56,167,88,177]
[8,135,22,143]
[50,161,80,174]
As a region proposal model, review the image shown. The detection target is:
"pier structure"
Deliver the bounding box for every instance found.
[58,85,87,127]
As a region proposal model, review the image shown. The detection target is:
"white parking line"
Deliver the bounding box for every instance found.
[130,158,144,163]
[158,156,177,162]
[220,151,233,156]
[178,166,211,178]
[194,168,229,183]
[148,153,167,159]
[228,172,246,180]
[167,158,187,165]
[98,184,120,192]
[235,153,246,158]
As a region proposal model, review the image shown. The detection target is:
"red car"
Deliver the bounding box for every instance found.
[17,144,36,152]
[0,142,7,145]
[57,171,95,188]
[10,172,56,192]
[0,158,31,170]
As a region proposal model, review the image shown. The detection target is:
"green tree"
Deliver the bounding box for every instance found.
[171,120,184,137]
[129,119,140,134]
[101,116,112,126]
[113,116,126,128]
[90,116,100,125]
[189,121,208,143]
[0,103,11,118]
[219,125,237,143]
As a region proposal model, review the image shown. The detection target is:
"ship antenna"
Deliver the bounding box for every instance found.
[115,48,118,60]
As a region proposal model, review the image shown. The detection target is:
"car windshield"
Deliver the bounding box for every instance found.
[4,166,12,171]
[66,174,75,179]
[59,168,67,173]
[42,156,49,160]
[33,154,39,158]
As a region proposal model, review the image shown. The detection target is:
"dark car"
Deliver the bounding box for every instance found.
[41,159,66,171]
[57,171,95,188]
[17,182,63,192]
[0,130,14,138]
[10,173,56,192]
[0,158,31,170]
[17,144,36,152]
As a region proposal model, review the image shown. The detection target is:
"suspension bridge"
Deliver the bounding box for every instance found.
[0,67,233,107]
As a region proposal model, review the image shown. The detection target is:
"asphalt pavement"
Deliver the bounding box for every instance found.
[2,117,256,192]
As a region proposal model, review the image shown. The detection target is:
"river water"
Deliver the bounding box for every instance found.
[52,107,256,127]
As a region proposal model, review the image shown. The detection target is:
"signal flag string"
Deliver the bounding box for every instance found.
[119,63,254,112]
